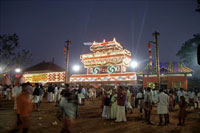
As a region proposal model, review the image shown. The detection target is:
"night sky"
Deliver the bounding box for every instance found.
[0,0,200,72]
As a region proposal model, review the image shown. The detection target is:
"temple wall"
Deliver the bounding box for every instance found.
[142,75,188,90]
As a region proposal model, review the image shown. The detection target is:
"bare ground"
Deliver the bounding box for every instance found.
[0,97,200,133]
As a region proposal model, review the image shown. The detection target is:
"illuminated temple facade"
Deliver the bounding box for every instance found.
[21,39,137,84]
[70,38,137,83]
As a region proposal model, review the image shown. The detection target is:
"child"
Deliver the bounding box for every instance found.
[178,96,187,126]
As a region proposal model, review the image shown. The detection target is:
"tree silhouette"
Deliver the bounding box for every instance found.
[176,34,200,87]
[0,34,32,74]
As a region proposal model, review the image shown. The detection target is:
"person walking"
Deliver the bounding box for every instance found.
[59,84,78,133]
[10,83,33,133]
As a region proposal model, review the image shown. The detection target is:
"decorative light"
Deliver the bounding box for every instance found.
[130,61,138,68]
[73,65,80,72]
[113,37,116,42]
[15,68,21,73]
[103,39,105,42]
[93,41,96,44]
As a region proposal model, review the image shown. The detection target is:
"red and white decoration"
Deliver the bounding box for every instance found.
[148,42,153,69]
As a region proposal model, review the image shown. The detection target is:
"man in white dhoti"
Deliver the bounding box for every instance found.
[47,84,54,102]
[33,83,40,111]
[157,89,169,126]
[136,88,145,120]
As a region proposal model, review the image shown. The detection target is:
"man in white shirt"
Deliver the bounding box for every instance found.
[157,89,169,126]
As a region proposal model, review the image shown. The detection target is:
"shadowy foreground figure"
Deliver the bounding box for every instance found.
[10,83,33,133]
[59,84,78,133]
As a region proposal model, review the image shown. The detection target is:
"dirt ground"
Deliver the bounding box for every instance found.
[0,97,200,133]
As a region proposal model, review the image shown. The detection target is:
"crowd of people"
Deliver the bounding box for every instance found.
[100,86,200,126]
[0,82,100,133]
[0,83,200,132]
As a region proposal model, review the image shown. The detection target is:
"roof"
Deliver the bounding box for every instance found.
[138,62,193,75]
[23,61,65,73]
[90,39,123,52]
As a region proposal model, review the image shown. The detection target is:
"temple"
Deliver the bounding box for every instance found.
[138,62,193,90]
[70,38,137,84]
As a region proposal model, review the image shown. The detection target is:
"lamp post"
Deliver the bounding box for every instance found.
[152,31,160,89]
[64,40,71,83]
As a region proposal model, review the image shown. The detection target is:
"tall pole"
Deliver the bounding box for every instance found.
[152,31,160,89]
[65,40,71,83]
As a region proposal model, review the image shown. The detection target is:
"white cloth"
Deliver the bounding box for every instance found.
[13,86,22,109]
[102,106,111,119]
[88,88,93,98]
[39,94,43,102]
[48,92,53,102]
[78,93,85,104]
[144,91,153,103]
[33,96,40,103]
[136,92,143,99]
[188,91,195,99]
[13,86,22,97]
[126,90,133,109]
[157,92,169,114]
[177,90,185,98]
[152,90,158,103]
[126,102,133,109]
[115,105,126,122]
[93,89,96,98]
[6,88,11,100]
[111,94,117,119]
[137,92,144,108]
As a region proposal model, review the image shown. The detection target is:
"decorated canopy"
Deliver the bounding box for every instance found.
[139,62,193,75]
